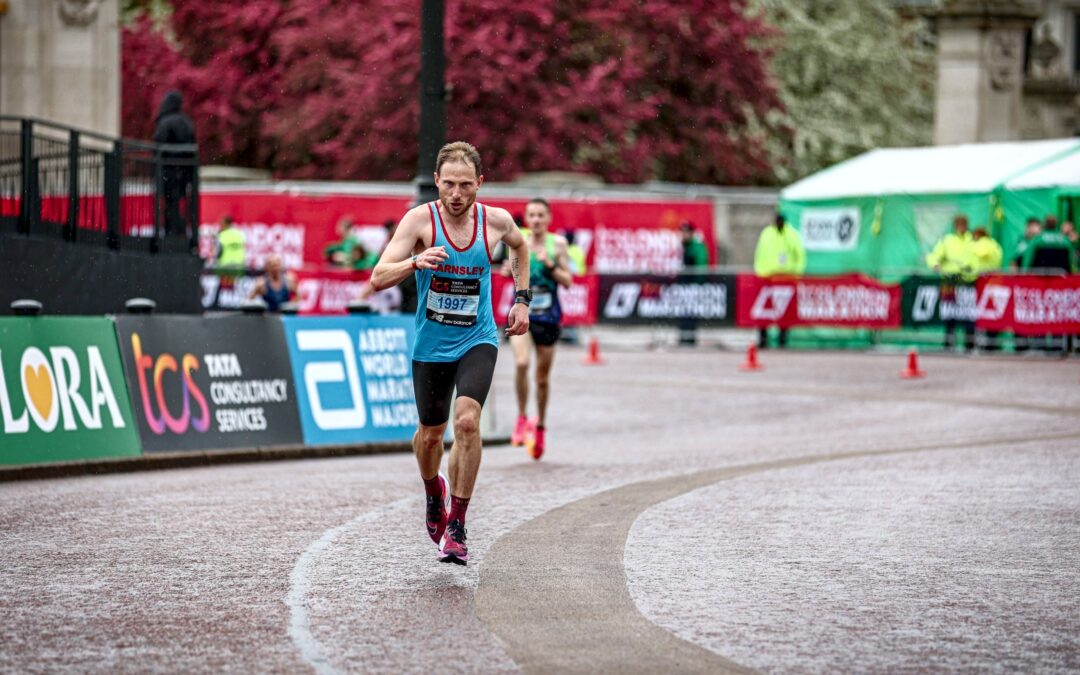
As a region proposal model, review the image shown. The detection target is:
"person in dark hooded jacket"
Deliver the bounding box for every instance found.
[152,91,197,238]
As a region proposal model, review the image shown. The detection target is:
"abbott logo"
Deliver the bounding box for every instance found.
[912,286,939,322]
[296,329,366,430]
[604,283,641,319]
[976,285,1011,321]
[750,286,795,321]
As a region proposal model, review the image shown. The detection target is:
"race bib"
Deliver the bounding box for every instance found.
[427,275,480,327]
[530,287,554,315]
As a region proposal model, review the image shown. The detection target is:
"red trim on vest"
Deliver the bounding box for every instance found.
[481,205,494,263]
[427,202,437,248]
[439,203,478,253]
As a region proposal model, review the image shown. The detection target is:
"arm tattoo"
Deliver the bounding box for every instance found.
[511,254,521,287]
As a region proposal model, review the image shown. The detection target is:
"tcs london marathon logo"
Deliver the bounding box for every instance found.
[0,345,126,435]
[128,332,291,439]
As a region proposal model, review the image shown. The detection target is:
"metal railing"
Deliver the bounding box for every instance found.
[0,116,200,253]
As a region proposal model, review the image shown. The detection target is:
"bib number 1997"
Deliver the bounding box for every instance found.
[427,275,480,327]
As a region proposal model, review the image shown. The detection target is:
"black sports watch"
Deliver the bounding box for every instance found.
[514,288,533,306]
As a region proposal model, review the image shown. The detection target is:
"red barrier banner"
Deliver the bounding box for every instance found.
[975,274,1080,335]
[198,190,714,273]
[491,274,599,327]
[736,274,902,329]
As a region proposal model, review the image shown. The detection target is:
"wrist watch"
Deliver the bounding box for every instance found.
[514,289,533,306]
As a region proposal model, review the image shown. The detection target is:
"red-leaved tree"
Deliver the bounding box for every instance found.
[123,0,784,184]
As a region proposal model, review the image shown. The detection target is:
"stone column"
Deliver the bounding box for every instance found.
[0,0,120,136]
[932,0,1041,145]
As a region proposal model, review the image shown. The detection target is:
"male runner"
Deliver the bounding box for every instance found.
[507,199,572,460]
[370,141,531,565]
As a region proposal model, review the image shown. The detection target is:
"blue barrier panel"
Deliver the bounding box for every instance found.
[282,315,418,445]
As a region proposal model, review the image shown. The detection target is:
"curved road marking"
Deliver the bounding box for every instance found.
[474,430,1080,675]
[286,497,412,675]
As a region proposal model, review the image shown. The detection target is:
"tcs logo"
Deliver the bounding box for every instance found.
[131,333,210,435]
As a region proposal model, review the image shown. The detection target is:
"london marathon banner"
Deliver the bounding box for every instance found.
[198,190,715,274]
[736,274,902,329]
[596,273,736,325]
[490,274,599,327]
[900,275,979,327]
[974,274,1080,335]
[0,317,141,465]
[282,315,417,446]
[114,315,303,452]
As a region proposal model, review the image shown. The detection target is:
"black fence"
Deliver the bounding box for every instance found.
[0,116,199,254]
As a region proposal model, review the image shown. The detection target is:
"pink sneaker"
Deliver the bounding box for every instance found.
[511,415,529,446]
[425,472,450,545]
[439,519,468,565]
[530,425,545,461]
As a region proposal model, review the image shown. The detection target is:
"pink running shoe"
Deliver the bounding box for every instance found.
[425,472,450,545]
[511,415,529,446]
[439,519,468,565]
[530,425,545,461]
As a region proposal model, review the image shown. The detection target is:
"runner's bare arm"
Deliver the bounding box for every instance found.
[247,278,266,300]
[370,207,448,291]
[489,208,530,336]
[551,235,573,289]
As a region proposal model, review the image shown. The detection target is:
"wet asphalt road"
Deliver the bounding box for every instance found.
[1,346,1078,673]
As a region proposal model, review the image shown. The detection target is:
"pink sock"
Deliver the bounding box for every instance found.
[449,495,470,524]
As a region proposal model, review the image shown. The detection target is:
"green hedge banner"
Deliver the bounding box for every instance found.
[0,317,141,466]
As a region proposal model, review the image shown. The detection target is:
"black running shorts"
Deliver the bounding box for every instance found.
[412,343,498,426]
[528,321,562,347]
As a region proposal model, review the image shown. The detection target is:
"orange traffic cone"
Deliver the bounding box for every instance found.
[900,349,926,379]
[740,344,763,371]
[582,336,604,365]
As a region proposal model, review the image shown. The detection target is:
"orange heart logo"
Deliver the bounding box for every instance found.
[23,365,54,421]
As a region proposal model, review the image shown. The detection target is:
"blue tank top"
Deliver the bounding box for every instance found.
[261,276,291,312]
[413,202,498,362]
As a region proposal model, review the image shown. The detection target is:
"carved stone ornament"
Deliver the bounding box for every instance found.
[59,0,102,27]
[1031,24,1062,71]
[986,30,1021,91]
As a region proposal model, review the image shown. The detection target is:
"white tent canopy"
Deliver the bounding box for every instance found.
[781,138,1080,201]
[1005,145,1080,190]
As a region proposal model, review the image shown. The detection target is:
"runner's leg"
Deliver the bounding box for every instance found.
[448,344,498,499]
[535,343,556,427]
[510,333,532,418]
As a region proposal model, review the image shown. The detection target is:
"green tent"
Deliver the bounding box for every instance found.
[778,139,1080,280]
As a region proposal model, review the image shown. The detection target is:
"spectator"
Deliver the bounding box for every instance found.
[215,214,246,275]
[1012,217,1042,270]
[1022,216,1077,353]
[681,221,709,269]
[753,212,805,348]
[678,221,710,346]
[926,214,975,351]
[1022,216,1077,274]
[324,217,360,268]
[1062,220,1078,249]
[350,241,380,271]
[971,226,1003,351]
[152,90,196,239]
[565,230,587,275]
[248,255,296,313]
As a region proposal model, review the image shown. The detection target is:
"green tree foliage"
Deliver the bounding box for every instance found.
[751,0,936,182]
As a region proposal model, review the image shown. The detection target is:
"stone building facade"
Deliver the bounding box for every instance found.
[0,0,120,136]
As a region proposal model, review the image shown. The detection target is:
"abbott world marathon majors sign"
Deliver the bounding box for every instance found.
[0,317,141,465]
[800,207,860,251]
[114,315,303,452]
[283,315,417,445]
